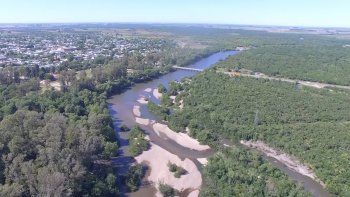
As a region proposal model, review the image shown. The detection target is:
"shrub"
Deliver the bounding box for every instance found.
[128,126,148,156]
[125,164,145,192]
[158,182,178,197]
[120,124,129,132]
[167,162,187,178]
[168,162,177,172]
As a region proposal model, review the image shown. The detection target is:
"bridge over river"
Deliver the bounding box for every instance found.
[172,66,203,72]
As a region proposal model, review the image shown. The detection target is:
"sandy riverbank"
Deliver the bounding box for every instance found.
[137,97,149,104]
[133,94,209,151]
[153,88,162,99]
[240,140,325,186]
[179,100,184,109]
[135,142,202,197]
[197,158,208,166]
[133,105,141,117]
[144,88,152,93]
[170,95,184,109]
[153,123,210,151]
[135,117,151,125]
[132,93,208,196]
[188,190,200,197]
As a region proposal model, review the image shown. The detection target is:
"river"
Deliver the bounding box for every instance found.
[107,51,330,197]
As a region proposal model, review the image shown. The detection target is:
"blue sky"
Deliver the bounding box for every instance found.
[0,0,349,27]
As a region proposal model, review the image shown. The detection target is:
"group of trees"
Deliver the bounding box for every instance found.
[202,148,309,196]
[147,101,170,121]
[128,126,149,157]
[0,87,119,196]
[167,70,350,195]
[125,164,145,192]
[0,65,55,85]
[167,162,187,178]
[158,182,178,197]
[217,37,350,86]
[0,53,162,196]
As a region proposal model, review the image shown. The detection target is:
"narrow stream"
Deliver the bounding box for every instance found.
[107,51,330,197]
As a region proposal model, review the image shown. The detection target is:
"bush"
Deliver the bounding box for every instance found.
[168,162,177,172]
[161,93,173,107]
[174,168,186,178]
[158,182,178,197]
[128,126,149,156]
[125,164,145,192]
[167,162,187,178]
[129,138,148,156]
[120,124,129,132]
[103,142,118,158]
[147,101,169,120]
[158,84,167,93]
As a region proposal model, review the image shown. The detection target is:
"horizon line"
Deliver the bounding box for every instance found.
[0,22,349,30]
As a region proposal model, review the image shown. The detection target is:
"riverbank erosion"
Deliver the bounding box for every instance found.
[240,140,325,187]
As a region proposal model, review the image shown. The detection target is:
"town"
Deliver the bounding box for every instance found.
[0,27,173,68]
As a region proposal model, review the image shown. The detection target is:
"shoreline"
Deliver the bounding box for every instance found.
[152,122,210,151]
[153,88,162,99]
[135,142,203,197]
[240,140,326,187]
[131,92,210,196]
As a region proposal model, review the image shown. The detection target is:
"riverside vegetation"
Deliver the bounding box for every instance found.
[164,70,350,196]
[128,126,149,157]
[167,162,187,178]
[149,77,311,196]
[157,32,350,196]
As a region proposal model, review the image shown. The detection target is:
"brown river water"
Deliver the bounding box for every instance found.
[107,51,330,197]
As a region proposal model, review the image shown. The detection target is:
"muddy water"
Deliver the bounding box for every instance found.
[107,50,330,197]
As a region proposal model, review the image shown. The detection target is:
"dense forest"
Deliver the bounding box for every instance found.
[148,80,315,196]
[0,87,119,196]
[166,71,350,195]
[216,36,350,85]
[202,148,309,197]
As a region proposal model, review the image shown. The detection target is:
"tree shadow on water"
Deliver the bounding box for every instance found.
[108,104,138,196]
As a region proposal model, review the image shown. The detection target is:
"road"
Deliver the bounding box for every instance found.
[222,71,350,90]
